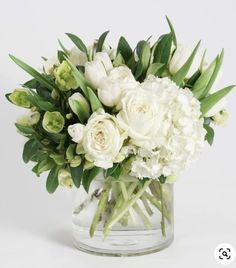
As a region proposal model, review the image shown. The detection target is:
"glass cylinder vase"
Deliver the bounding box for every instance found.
[72,174,174,256]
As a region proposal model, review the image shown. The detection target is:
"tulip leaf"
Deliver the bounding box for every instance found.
[69,98,90,123]
[96,31,109,52]
[82,166,102,192]
[204,124,214,146]
[104,163,122,180]
[135,41,151,79]
[27,91,56,112]
[9,55,57,92]
[153,33,173,65]
[57,50,67,63]
[146,63,165,76]
[66,33,88,55]
[166,16,177,46]
[38,158,55,173]
[46,166,60,194]
[201,85,235,115]
[15,123,35,135]
[23,139,40,163]
[117,36,133,62]
[172,41,201,86]
[70,162,84,188]
[87,87,103,112]
[66,144,76,161]
[113,52,125,67]
[58,39,69,54]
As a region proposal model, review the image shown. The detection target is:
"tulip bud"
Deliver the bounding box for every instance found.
[68,123,85,143]
[16,111,40,127]
[68,93,90,122]
[42,111,65,133]
[43,56,60,75]
[94,52,113,71]
[58,169,73,188]
[68,47,88,66]
[212,110,228,126]
[53,61,78,91]
[9,89,31,108]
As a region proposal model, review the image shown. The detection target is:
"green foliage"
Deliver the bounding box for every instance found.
[70,162,84,188]
[15,123,35,135]
[135,41,151,79]
[23,139,40,163]
[82,166,102,192]
[66,33,88,55]
[153,33,173,65]
[87,87,103,112]
[96,31,109,52]
[204,124,214,145]
[104,163,122,180]
[46,166,60,193]
[117,36,133,62]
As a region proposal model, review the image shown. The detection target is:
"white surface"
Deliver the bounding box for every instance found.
[0,0,236,267]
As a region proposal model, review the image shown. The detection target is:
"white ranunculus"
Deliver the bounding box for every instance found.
[43,56,60,75]
[82,109,124,169]
[117,87,164,150]
[68,47,88,66]
[84,60,107,89]
[212,110,228,125]
[94,52,113,71]
[98,66,138,107]
[169,44,201,79]
[68,123,85,143]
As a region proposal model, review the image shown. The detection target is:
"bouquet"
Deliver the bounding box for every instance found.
[6,17,234,247]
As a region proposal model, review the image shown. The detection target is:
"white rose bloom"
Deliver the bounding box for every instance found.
[82,109,125,169]
[169,44,201,79]
[128,76,206,180]
[94,52,113,72]
[68,47,88,66]
[68,123,85,143]
[85,60,107,89]
[43,56,60,75]
[98,66,138,107]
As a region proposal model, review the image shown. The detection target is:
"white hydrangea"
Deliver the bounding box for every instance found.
[129,76,206,180]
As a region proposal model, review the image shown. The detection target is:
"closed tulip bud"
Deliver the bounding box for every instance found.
[9,89,31,108]
[94,52,113,72]
[43,56,60,75]
[68,93,90,122]
[58,169,73,188]
[42,111,65,133]
[53,61,78,91]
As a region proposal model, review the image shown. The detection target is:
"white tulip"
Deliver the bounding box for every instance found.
[68,47,88,66]
[43,56,60,75]
[68,92,90,121]
[94,52,113,71]
[84,60,107,89]
[68,123,85,143]
[98,66,138,107]
[82,109,124,169]
[169,44,201,79]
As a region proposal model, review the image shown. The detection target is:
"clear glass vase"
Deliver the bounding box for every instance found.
[72,174,174,256]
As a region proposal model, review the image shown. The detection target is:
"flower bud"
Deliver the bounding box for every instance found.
[70,156,82,167]
[42,111,65,133]
[69,47,88,66]
[58,169,73,188]
[68,93,90,122]
[84,160,94,170]
[94,52,113,72]
[43,56,60,75]
[16,111,40,126]
[68,123,85,143]
[9,89,31,108]
[51,89,60,100]
[53,61,78,91]
[212,110,228,126]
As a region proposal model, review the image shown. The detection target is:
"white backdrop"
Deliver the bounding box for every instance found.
[0,0,236,267]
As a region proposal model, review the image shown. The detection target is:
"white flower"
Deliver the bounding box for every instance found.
[43,56,60,75]
[84,60,107,89]
[212,110,228,125]
[16,111,40,127]
[94,52,113,72]
[82,109,125,169]
[68,92,90,121]
[128,76,206,180]
[68,47,88,66]
[117,86,165,150]
[98,66,138,107]
[169,44,201,79]
[68,123,85,143]
[58,169,73,188]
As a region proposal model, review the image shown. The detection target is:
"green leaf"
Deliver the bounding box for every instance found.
[46,166,59,194]
[186,69,201,88]
[9,55,57,92]
[66,33,88,54]
[146,63,165,76]
[23,139,40,163]
[23,78,39,89]
[57,50,67,63]
[87,87,103,112]
[201,85,235,115]
[104,164,122,180]
[166,16,177,46]
[38,158,55,173]
[204,124,214,146]
[50,153,65,165]
[27,92,56,112]
[58,39,69,54]
[159,175,166,184]
[172,41,201,86]
[82,167,102,192]
[66,58,89,98]
[113,52,125,67]
[135,41,151,79]
[96,31,109,52]
[153,33,173,65]
[15,123,35,135]
[117,36,133,62]
[66,144,76,161]
[70,162,84,188]
[192,56,218,99]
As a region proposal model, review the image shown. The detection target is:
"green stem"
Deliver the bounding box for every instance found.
[89,179,111,237]
[140,195,153,216]
[160,183,166,237]
[133,202,152,230]
[106,180,152,230]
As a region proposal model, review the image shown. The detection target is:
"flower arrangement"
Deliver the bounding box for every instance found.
[6,17,234,243]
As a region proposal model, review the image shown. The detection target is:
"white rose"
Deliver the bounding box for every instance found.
[84,60,107,89]
[98,66,138,107]
[169,44,201,79]
[68,47,88,66]
[82,109,124,169]
[117,87,164,150]
[68,123,85,143]
[94,52,113,71]
[43,56,60,75]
